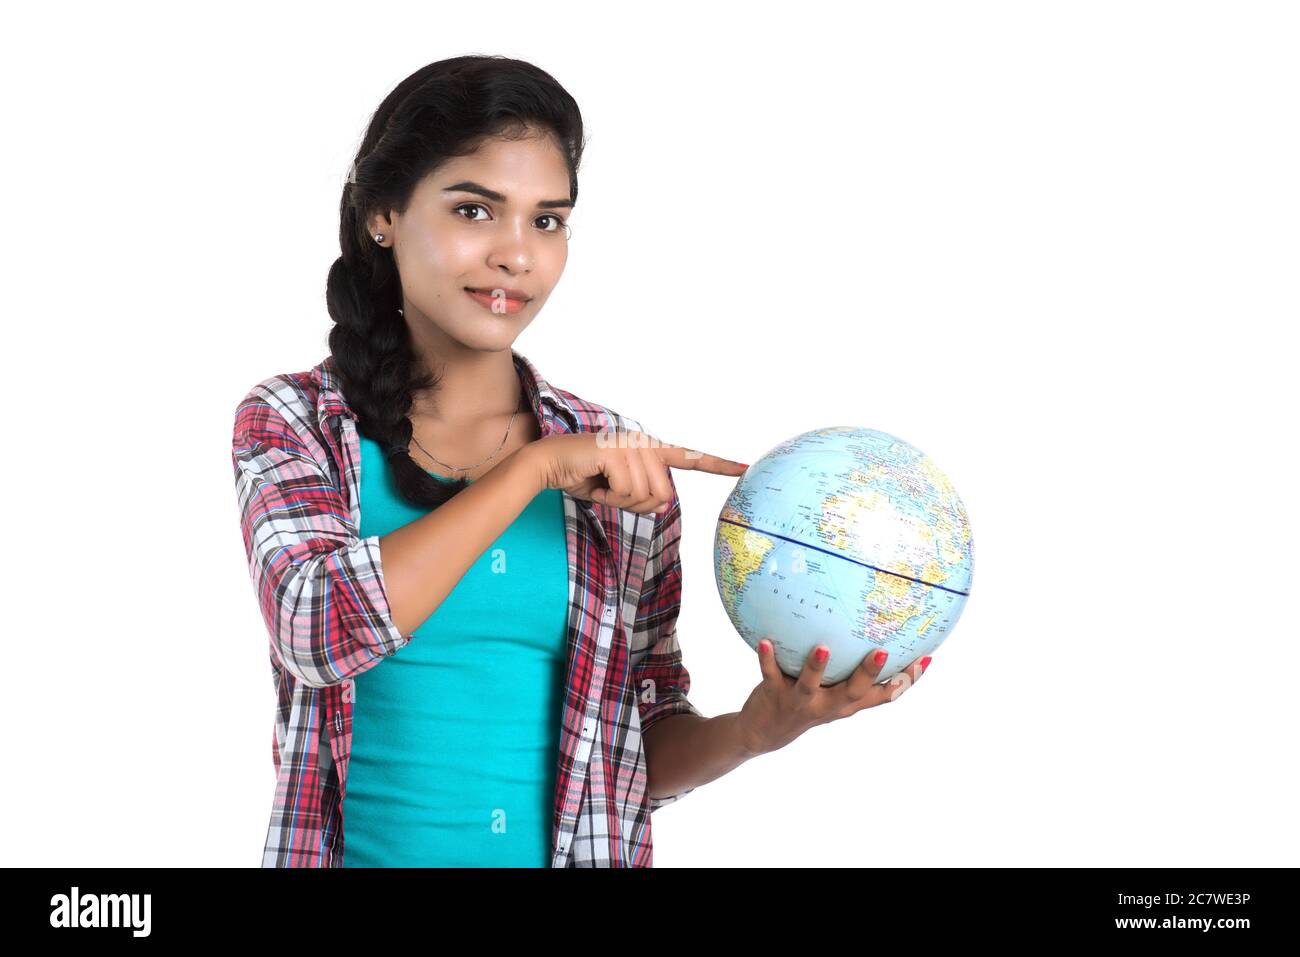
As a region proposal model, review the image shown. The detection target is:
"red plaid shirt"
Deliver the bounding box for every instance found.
[232,349,703,867]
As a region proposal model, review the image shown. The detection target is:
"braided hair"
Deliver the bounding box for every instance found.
[326,55,585,509]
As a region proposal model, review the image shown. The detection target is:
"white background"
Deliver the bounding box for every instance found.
[4,0,1296,867]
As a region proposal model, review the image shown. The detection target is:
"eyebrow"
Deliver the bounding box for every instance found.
[442,180,575,209]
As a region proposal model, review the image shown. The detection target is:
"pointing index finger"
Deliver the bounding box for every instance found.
[655,441,749,476]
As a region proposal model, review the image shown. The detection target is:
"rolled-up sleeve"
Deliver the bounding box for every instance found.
[232,389,408,688]
[630,471,706,809]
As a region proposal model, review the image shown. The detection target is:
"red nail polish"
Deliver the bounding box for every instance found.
[815,646,829,663]
[872,649,888,667]
[758,639,770,653]
[920,656,932,673]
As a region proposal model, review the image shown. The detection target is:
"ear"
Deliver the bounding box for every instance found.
[366,210,395,242]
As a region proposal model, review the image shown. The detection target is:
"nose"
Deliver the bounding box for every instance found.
[488,216,540,274]
[495,258,527,272]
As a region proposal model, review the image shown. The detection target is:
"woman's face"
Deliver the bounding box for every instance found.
[370,129,573,353]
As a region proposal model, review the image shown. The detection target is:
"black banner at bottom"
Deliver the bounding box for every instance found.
[8,866,1289,942]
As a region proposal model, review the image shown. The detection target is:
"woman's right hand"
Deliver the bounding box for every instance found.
[521,431,749,514]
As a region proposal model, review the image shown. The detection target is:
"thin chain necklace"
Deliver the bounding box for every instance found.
[409,396,527,475]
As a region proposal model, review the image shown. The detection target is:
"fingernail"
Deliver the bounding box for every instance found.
[872,649,888,667]
[758,639,770,653]
[738,462,751,469]
[920,656,932,673]
[815,646,829,663]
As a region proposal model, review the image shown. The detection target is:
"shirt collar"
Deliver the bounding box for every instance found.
[311,348,580,437]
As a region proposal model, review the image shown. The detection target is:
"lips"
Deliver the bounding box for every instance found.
[465,287,531,316]
[464,286,531,302]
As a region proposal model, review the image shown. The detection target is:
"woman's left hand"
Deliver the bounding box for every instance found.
[736,639,932,757]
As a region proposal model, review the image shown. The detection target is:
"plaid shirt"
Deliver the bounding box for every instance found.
[232,349,704,867]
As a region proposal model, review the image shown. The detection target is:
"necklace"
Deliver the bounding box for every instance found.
[408,397,527,475]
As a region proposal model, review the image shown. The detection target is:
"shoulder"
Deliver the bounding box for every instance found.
[232,365,323,446]
[548,384,649,437]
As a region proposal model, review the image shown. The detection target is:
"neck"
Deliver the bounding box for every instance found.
[406,326,525,426]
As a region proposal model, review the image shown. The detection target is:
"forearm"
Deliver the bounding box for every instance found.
[643,711,759,801]
[379,445,542,636]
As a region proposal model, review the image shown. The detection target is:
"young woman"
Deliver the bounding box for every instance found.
[231,55,929,868]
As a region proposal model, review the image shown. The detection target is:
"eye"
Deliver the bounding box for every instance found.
[535,214,567,233]
[454,203,491,222]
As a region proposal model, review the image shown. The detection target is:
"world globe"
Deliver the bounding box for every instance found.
[713,426,974,686]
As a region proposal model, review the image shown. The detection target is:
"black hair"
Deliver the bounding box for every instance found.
[326,55,585,509]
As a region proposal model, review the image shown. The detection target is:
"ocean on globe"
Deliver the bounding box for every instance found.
[713,427,974,686]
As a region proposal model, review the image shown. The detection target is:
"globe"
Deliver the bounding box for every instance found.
[713,426,974,686]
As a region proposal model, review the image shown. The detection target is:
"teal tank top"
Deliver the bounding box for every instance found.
[342,432,569,867]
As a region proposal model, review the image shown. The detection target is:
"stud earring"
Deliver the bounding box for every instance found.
[375,233,385,243]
